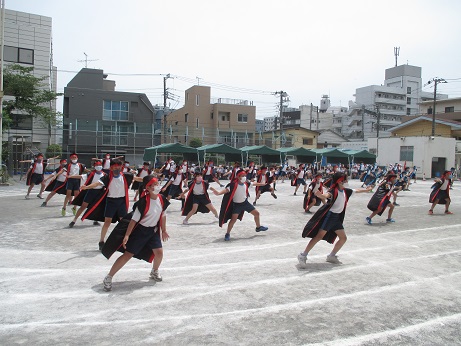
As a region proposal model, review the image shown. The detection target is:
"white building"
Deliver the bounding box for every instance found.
[1,9,58,163]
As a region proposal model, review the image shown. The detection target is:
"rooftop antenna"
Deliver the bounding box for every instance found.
[78,52,99,68]
[196,76,202,85]
[394,47,400,67]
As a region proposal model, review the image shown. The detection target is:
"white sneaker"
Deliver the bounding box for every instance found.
[326,255,342,264]
[103,275,112,291]
[150,269,162,282]
[297,253,307,265]
[182,219,188,225]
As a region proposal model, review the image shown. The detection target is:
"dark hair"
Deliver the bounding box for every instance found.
[110,159,123,166]
[143,162,150,166]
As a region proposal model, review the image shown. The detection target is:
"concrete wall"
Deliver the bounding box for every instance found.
[392,121,452,138]
[368,136,456,178]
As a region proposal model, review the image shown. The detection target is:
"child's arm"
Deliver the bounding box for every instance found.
[213,187,230,195]
[160,214,169,242]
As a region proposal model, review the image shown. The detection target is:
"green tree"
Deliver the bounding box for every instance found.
[189,137,202,148]
[2,64,62,145]
[46,144,62,158]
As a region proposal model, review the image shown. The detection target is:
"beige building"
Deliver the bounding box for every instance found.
[166,86,256,148]
[261,127,318,149]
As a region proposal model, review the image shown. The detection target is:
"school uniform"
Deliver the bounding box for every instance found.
[218,181,254,227]
[163,172,183,198]
[203,165,216,183]
[102,194,170,262]
[182,180,212,216]
[303,178,323,210]
[66,162,86,191]
[367,181,394,215]
[429,178,450,205]
[45,167,68,195]
[132,168,151,191]
[302,187,354,244]
[71,170,106,206]
[26,160,47,185]
[82,172,132,223]
[296,169,306,186]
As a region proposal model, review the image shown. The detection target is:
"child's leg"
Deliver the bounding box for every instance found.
[249,209,261,228]
[226,214,239,234]
[205,203,218,217]
[185,204,199,221]
[330,229,347,255]
[100,217,112,242]
[302,230,327,254]
[108,252,134,277]
[152,248,163,271]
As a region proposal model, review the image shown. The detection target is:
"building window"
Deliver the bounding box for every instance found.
[445,106,454,113]
[103,100,129,121]
[196,94,200,106]
[196,118,199,129]
[4,45,34,64]
[219,112,230,121]
[400,146,414,161]
[102,124,130,146]
[406,108,411,115]
[406,97,411,105]
[210,112,213,119]
[185,113,188,123]
[407,87,411,94]
[302,138,313,145]
[238,114,248,123]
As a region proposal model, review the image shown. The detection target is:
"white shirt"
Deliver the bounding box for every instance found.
[132,197,162,228]
[233,183,247,203]
[309,181,321,193]
[193,182,205,195]
[329,189,354,214]
[139,169,149,178]
[206,166,213,175]
[103,159,111,169]
[260,174,267,185]
[69,163,81,176]
[31,162,44,174]
[297,170,305,179]
[441,179,449,190]
[170,173,182,186]
[92,171,105,189]
[101,175,125,198]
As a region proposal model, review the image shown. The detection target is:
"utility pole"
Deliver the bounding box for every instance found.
[0,0,5,167]
[163,74,172,145]
[428,77,447,137]
[316,106,319,131]
[375,105,381,159]
[274,91,288,148]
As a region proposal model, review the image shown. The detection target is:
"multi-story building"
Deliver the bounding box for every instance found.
[255,119,264,133]
[166,85,256,148]
[63,68,160,165]
[1,9,58,170]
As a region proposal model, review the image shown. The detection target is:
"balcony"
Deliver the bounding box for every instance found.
[211,98,253,106]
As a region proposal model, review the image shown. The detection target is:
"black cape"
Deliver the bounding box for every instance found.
[181,180,211,216]
[302,187,353,244]
[367,182,393,215]
[102,194,170,262]
[429,179,450,205]
[218,181,249,227]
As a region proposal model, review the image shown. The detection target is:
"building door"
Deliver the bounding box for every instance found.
[431,157,446,178]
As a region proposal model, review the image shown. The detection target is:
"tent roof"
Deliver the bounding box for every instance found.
[143,143,197,161]
[340,149,376,159]
[278,147,316,157]
[310,148,350,158]
[197,143,241,155]
[240,145,280,155]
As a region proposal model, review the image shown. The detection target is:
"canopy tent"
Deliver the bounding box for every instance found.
[278,147,316,163]
[310,148,350,165]
[341,149,376,164]
[197,144,242,165]
[143,143,198,166]
[240,145,282,165]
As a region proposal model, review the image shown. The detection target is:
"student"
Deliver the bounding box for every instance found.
[366,174,397,224]
[161,165,184,202]
[80,159,131,251]
[61,153,86,216]
[102,175,170,291]
[223,161,243,182]
[132,162,152,201]
[293,164,307,195]
[41,159,68,207]
[429,170,453,215]
[252,166,277,206]
[68,160,107,228]
[180,172,219,224]
[202,160,223,186]
[298,172,371,265]
[303,172,324,213]
[214,171,269,241]
[24,153,54,200]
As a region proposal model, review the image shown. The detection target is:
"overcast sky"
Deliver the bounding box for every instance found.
[7,0,461,119]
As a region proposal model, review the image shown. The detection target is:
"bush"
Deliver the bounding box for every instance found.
[46,144,62,158]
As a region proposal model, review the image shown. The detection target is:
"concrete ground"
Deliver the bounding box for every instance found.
[0,176,460,345]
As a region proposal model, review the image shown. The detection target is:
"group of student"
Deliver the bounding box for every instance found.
[23,152,454,291]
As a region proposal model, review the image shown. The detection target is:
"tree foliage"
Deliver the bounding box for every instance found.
[189,137,202,148]
[2,64,62,130]
[46,144,62,158]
